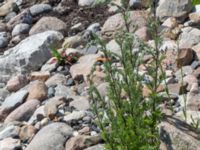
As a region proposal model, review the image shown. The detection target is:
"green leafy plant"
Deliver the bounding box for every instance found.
[89,0,167,149]
[50,48,80,66]
[192,0,200,5]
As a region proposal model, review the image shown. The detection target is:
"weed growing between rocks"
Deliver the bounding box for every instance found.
[89,0,169,149]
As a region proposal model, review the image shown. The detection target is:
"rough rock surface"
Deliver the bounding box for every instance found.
[0,31,63,84]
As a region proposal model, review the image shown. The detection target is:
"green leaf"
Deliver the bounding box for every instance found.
[192,0,200,5]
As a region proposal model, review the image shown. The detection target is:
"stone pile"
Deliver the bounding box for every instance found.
[0,0,199,150]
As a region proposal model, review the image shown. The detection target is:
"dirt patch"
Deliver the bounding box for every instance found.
[26,0,112,36]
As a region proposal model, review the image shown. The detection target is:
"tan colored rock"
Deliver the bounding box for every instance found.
[176,48,194,68]
[186,92,200,111]
[4,100,40,123]
[156,0,192,22]
[167,83,182,95]
[62,35,86,48]
[44,96,66,120]
[0,138,21,150]
[45,73,67,87]
[78,127,90,135]
[183,74,198,90]
[65,135,101,150]
[189,12,200,22]
[135,26,150,41]
[70,54,100,81]
[69,96,90,111]
[0,1,16,17]
[6,74,28,92]
[30,71,50,82]
[160,117,200,150]
[19,125,37,142]
[29,16,67,35]
[162,17,178,29]
[27,81,48,101]
[101,11,148,39]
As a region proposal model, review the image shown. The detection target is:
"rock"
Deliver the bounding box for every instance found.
[129,0,151,9]
[27,81,48,101]
[183,74,198,90]
[62,35,86,49]
[55,84,76,98]
[41,57,59,72]
[82,45,98,55]
[47,86,55,98]
[106,39,121,55]
[186,92,200,111]
[11,23,30,37]
[84,144,104,150]
[78,126,90,135]
[66,78,75,86]
[193,43,200,60]
[160,40,178,52]
[191,61,200,69]
[78,0,95,6]
[167,83,182,95]
[162,17,178,29]
[44,96,67,119]
[179,27,200,48]
[10,34,26,45]
[53,0,71,15]
[135,26,150,41]
[0,22,7,32]
[0,138,21,150]
[0,88,9,104]
[87,23,101,34]
[176,110,200,125]
[0,1,17,17]
[0,90,28,120]
[0,32,9,48]
[176,48,194,68]
[25,123,73,150]
[175,66,194,80]
[45,74,67,87]
[29,17,67,35]
[101,11,148,39]
[30,71,50,82]
[7,9,32,30]
[96,82,108,98]
[6,74,28,92]
[160,117,200,150]
[28,105,45,124]
[189,12,200,23]
[156,0,192,22]
[0,125,20,140]
[0,31,63,84]
[63,111,86,122]
[65,135,101,150]
[69,96,90,111]
[30,4,52,16]
[5,12,17,22]
[4,100,40,123]
[19,125,37,142]
[70,54,100,81]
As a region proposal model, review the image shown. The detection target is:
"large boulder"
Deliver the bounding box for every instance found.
[0,1,17,17]
[101,11,148,39]
[29,17,67,35]
[179,27,200,49]
[160,117,200,150]
[156,0,193,22]
[25,123,73,150]
[0,31,63,84]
